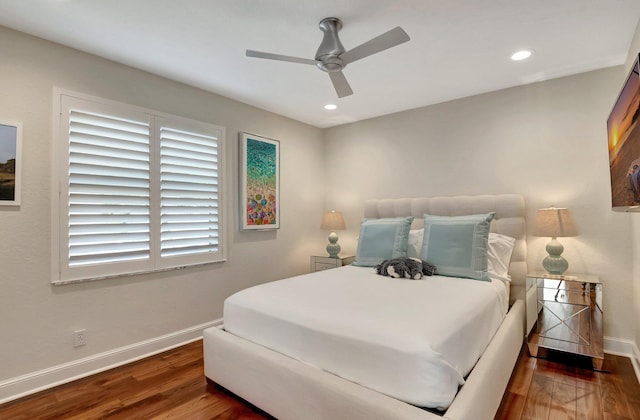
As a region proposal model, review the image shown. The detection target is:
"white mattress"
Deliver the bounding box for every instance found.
[223,265,507,410]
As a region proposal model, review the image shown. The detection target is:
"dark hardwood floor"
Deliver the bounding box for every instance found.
[496,348,640,419]
[0,339,638,419]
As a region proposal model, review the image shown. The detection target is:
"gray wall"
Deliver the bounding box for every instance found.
[324,66,635,343]
[0,26,324,384]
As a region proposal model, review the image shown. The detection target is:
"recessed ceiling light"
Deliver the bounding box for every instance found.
[324,104,337,110]
[511,50,532,61]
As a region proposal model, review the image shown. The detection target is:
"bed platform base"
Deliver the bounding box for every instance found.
[203,299,524,420]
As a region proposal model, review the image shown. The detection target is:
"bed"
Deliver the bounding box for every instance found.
[204,194,527,420]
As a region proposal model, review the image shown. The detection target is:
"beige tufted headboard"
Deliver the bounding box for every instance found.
[363,194,527,304]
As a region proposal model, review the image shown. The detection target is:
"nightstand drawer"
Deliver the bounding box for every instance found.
[310,256,354,272]
[315,262,339,271]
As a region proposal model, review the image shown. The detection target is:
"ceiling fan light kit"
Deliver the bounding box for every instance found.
[246,17,410,98]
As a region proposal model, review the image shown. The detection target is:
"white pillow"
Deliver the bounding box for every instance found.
[407,228,424,258]
[487,232,516,279]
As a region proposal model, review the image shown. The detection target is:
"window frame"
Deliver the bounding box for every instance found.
[52,89,226,285]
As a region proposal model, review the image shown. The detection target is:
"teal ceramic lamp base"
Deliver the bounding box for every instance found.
[543,237,568,275]
[326,231,341,258]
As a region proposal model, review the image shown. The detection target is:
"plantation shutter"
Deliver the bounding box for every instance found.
[55,92,225,284]
[159,125,220,263]
[67,109,151,268]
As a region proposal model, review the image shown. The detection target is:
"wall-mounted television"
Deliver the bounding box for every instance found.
[608,53,640,211]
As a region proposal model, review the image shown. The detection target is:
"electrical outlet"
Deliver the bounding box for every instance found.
[73,329,86,348]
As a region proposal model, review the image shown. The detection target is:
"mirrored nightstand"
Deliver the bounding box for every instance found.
[526,271,604,370]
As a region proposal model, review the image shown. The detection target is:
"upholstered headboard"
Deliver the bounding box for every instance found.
[363,194,527,304]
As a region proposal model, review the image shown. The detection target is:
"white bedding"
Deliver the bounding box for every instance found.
[223,265,507,410]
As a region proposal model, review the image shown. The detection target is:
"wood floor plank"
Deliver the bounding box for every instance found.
[0,394,58,420]
[576,382,603,420]
[555,364,579,387]
[548,381,577,420]
[510,355,537,396]
[65,399,125,420]
[534,357,559,380]
[497,391,527,419]
[601,360,633,419]
[522,374,554,419]
[151,383,270,420]
[602,413,633,420]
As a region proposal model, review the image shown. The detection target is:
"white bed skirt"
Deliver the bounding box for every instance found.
[203,299,524,420]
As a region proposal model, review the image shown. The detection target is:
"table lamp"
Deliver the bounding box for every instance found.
[533,207,578,275]
[320,210,346,258]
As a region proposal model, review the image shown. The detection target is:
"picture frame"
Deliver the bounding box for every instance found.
[608,53,640,211]
[239,132,280,230]
[0,120,22,206]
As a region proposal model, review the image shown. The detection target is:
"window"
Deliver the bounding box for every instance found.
[53,91,225,284]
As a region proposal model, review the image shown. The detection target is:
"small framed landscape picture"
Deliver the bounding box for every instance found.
[239,132,280,230]
[0,121,22,206]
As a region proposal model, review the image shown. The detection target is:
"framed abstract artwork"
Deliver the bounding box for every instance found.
[240,132,280,230]
[0,120,22,206]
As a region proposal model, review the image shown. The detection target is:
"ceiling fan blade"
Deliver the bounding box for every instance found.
[329,71,353,98]
[246,50,317,65]
[341,26,410,65]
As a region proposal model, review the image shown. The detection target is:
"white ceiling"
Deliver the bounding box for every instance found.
[1,0,639,128]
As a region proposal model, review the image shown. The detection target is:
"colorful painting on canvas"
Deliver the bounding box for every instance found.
[240,133,279,229]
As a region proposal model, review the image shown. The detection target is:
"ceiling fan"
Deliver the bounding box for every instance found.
[246,17,410,98]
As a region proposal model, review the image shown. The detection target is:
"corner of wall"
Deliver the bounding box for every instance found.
[625,18,640,71]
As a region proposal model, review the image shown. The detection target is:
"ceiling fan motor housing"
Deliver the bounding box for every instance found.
[316,17,345,72]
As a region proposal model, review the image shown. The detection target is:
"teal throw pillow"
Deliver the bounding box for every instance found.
[353,217,414,267]
[420,213,496,281]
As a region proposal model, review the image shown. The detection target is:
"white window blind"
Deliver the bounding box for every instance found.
[54,92,225,284]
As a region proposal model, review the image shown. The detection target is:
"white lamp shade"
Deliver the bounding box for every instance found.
[533,207,577,238]
[320,210,346,231]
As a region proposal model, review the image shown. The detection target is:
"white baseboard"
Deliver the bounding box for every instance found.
[604,336,636,356]
[0,319,222,405]
[604,336,640,382]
